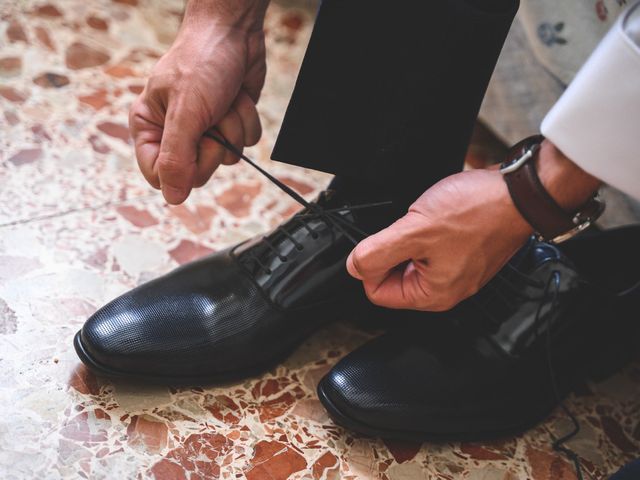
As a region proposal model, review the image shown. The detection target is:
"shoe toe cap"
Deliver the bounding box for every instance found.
[76,253,278,380]
[318,331,556,439]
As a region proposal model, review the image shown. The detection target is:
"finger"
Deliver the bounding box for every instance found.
[134,135,161,189]
[362,269,413,309]
[194,134,226,188]
[129,96,162,189]
[233,90,262,146]
[157,102,202,204]
[346,214,423,282]
[217,109,245,166]
[243,57,266,103]
[363,262,442,311]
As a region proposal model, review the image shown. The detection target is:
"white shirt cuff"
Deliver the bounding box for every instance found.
[541,1,640,200]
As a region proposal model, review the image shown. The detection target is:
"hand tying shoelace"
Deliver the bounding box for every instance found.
[203,128,392,246]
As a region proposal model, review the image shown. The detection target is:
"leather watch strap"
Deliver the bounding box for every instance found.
[502,135,602,241]
[504,165,576,240]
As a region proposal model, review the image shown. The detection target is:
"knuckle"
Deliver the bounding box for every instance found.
[350,248,368,276]
[363,285,384,306]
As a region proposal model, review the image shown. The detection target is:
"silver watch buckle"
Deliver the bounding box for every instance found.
[500,143,541,175]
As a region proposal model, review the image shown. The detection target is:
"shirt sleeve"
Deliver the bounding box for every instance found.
[541,1,640,200]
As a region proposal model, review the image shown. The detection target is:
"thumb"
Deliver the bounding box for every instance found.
[157,102,204,205]
[346,214,420,282]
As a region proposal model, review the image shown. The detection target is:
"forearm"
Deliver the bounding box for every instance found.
[536,140,601,212]
[183,0,270,33]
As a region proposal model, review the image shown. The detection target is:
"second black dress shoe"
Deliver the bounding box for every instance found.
[318,226,640,441]
[74,190,375,383]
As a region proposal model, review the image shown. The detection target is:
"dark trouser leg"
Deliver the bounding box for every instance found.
[272,0,519,209]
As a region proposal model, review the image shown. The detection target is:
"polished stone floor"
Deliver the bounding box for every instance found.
[1,1,639,479]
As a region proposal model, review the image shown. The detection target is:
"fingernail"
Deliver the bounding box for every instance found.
[346,251,363,280]
[162,185,188,205]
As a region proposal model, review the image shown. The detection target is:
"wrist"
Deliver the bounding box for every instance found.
[536,140,601,212]
[183,0,269,34]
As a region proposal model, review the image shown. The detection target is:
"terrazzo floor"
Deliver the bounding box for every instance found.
[1,1,639,479]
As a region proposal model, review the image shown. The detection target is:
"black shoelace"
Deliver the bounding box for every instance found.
[470,265,584,479]
[203,128,392,273]
[537,271,584,480]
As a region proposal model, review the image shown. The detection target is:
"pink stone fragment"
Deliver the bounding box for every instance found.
[96,121,131,144]
[68,365,100,395]
[35,4,63,17]
[280,176,315,195]
[105,64,136,78]
[525,446,577,480]
[169,204,216,234]
[383,439,422,463]
[8,148,42,166]
[34,26,55,50]
[86,16,109,30]
[312,451,339,479]
[31,123,52,142]
[4,111,20,125]
[33,72,70,88]
[150,459,187,480]
[79,89,108,110]
[127,415,168,454]
[65,42,110,70]
[117,205,159,228]
[150,432,232,478]
[0,86,28,103]
[169,240,214,265]
[88,134,110,154]
[128,84,144,94]
[0,57,22,76]
[6,20,28,43]
[281,12,304,32]
[215,183,262,217]
[245,440,307,480]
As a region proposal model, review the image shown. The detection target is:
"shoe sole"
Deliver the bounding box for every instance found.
[73,330,301,386]
[316,377,549,442]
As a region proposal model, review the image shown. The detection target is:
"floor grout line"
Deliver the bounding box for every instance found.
[0,193,158,229]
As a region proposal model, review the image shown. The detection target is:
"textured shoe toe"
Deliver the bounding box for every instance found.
[319,327,556,439]
[77,250,275,379]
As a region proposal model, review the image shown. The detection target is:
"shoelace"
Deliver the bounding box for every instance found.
[536,271,584,480]
[470,265,584,479]
[203,128,392,274]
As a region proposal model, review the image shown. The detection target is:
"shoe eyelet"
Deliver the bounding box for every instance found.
[279,256,288,262]
[311,233,319,240]
[296,245,304,251]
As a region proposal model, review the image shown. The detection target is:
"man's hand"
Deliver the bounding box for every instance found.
[129,0,268,204]
[346,141,601,311]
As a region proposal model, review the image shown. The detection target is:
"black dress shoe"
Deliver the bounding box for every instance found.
[318,226,640,441]
[74,190,374,383]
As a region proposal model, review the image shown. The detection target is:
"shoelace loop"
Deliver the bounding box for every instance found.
[203,128,392,275]
[203,128,392,247]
